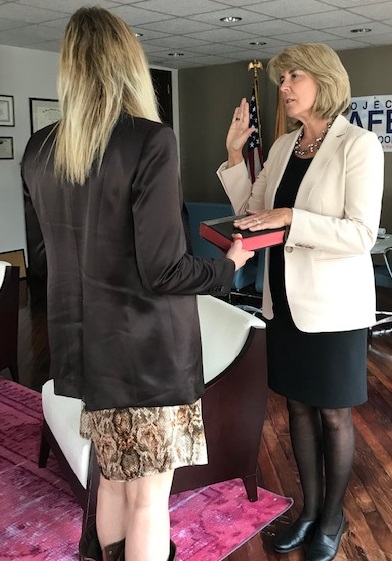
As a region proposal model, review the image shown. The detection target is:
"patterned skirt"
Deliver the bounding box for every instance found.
[80,399,208,481]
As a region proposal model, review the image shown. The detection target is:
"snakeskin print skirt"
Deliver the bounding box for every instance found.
[80,399,208,481]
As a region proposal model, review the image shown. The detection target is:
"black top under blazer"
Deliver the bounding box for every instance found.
[22,115,234,410]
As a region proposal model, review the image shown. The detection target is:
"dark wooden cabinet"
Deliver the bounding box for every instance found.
[151,68,173,127]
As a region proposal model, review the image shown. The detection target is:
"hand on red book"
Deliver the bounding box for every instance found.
[234,208,292,231]
[200,215,286,252]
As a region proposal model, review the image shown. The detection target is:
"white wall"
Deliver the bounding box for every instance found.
[0,45,179,262]
[0,45,59,259]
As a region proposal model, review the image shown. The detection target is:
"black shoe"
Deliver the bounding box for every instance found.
[306,515,347,561]
[79,524,103,561]
[169,540,177,561]
[274,519,317,553]
[79,525,125,561]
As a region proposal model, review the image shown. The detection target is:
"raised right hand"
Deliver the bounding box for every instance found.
[226,236,255,271]
[226,98,255,163]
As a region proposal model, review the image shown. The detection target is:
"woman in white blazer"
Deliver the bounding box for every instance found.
[217,44,384,561]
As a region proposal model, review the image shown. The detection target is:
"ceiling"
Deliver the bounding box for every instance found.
[0,0,391,68]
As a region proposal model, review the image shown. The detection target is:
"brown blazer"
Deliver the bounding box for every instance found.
[22,115,234,410]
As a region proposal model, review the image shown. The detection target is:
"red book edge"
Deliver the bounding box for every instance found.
[199,222,285,251]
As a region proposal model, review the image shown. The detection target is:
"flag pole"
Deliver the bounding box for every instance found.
[246,60,264,181]
[248,60,263,137]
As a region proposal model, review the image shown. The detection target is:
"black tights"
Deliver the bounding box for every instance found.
[287,398,355,535]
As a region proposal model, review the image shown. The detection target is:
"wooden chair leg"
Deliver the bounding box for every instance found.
[243,473,258,502]
[256,463,265,489]
[38,423,51,468]
[83,446,100,534]
[10,363,19,383]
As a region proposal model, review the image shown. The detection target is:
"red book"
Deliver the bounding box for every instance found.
[200,215,286,251]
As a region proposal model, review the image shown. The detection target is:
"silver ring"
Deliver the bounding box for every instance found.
[255,219,260,225]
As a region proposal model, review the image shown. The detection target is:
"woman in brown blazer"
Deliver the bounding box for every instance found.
[21,7,254,561]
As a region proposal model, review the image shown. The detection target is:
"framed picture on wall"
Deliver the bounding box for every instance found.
[0,137,14,159]
[0,95,15,127]
[29,98,61,134]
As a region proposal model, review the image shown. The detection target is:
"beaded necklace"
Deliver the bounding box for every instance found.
[294,119,334,156]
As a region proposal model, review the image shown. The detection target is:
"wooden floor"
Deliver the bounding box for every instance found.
[3,279,392,561]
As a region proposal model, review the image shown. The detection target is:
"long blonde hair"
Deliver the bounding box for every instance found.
[55,6,160,184]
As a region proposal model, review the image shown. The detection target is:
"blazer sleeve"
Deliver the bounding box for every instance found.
[132,125,234,295]
[287,130,384,255]
[21,144,48,279]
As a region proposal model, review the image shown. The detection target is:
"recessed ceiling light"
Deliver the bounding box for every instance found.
[134,32,143,37]
[220,16,242,23]
[250,41,267,46]
[350,28,371,33]
[168,52,184,57]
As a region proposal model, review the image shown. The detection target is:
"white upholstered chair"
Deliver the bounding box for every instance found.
[39,295,268,531]
[0,260,20,382]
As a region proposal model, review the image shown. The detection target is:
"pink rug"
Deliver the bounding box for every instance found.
[170,479,292,561]
[0,379,292,561]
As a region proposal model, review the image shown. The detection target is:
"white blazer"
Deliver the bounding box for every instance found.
[217,115,384,332]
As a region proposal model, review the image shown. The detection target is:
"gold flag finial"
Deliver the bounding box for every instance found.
[248,60,263,77]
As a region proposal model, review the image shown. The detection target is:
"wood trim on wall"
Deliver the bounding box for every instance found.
[0,249,26,278]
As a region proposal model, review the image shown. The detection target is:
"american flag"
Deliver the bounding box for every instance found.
[246,85,263,183]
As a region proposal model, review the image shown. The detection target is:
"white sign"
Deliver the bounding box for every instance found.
[346,95,392,151]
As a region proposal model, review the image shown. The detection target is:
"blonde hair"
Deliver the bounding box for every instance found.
[267,43,351,126]
[55,6,160,184]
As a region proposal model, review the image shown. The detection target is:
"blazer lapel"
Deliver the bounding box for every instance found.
[295,115,349,208]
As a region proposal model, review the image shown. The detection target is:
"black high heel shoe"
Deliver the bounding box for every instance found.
[274,518,318,553]
[306,515,347,561]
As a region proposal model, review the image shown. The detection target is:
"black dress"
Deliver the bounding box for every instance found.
[266,153,368,408]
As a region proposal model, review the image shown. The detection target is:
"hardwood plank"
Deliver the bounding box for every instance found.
[261,422,303,513]
[348,468,377,515]
[352,408,392,477]
[352,431,392,535]
[343,488,388,560]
